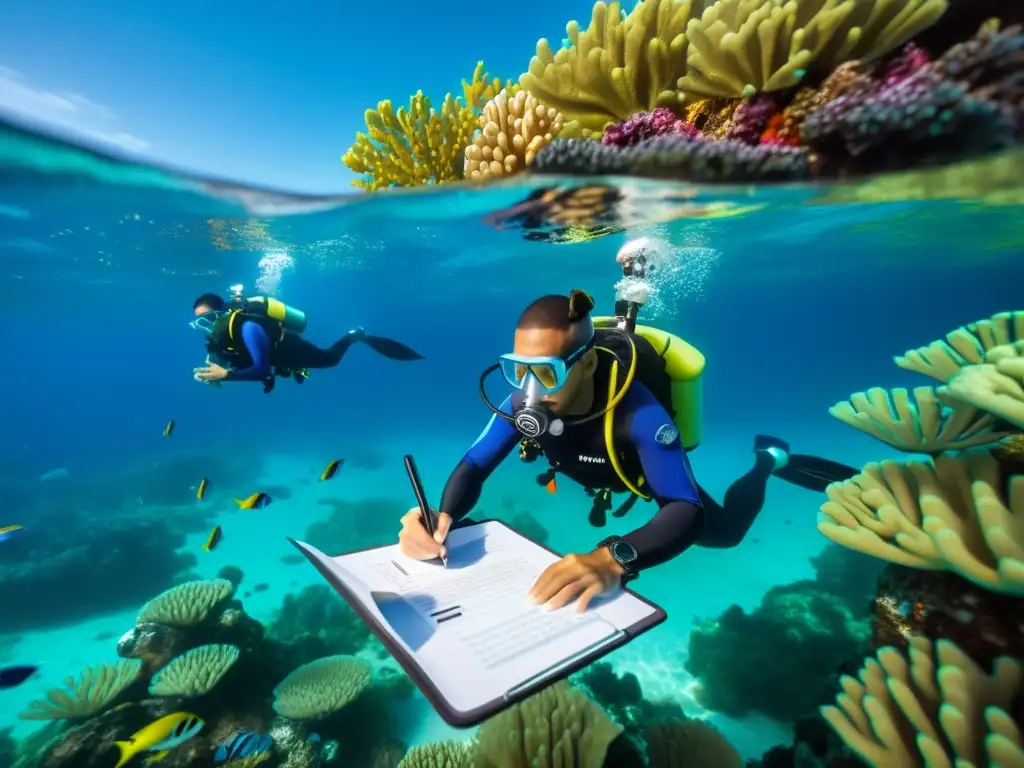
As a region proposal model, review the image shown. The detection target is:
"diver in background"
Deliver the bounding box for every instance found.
[191,286,424,393]
[397,244,857,612]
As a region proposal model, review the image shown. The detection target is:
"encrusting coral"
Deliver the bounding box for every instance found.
[271,654,372,720]
[342,61,514,190]
[818,451,1024,595]
[829,386,1012,453]
[519,0,702,138]
[464,89,565,181]
[19,660,142,720]
[821,635,1024,767]
[678,0,949,99]
[148,643,240,697]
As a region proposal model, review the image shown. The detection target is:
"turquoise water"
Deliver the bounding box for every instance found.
[0,120,1021,767]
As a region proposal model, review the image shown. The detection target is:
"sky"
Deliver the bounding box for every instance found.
[0,0,592,194]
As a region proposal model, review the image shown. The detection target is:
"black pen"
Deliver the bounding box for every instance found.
[403,454,447,567]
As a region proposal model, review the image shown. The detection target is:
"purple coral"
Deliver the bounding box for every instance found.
[532,135,809,183]
[882,43,932,88]
[803,22,1023,175]
[602,108,699,147]
[725,94,779,145]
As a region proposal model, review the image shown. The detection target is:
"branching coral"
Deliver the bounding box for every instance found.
[678,0,949,99]
[531,134,809,182]
[828,386,1012,453]
[136,578,235,628]
[464,90,564,181]
[343,62,513,190]
[942,343,1024,431]
[519,0,704,137]
[817,451,1024,595]
[821,635,1024,767]
[149,644,240,697]
[19,660,141,720]
[896,310,1024,383]
[272,655,371,720]
[471,681,621,767]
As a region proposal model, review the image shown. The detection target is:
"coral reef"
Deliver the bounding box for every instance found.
[644,719,742,767]
[18,661,142,720]
[272,655,372,720]
[601,108,699,147]
[306,497,405,550]
[266,584,371,660]
[148,644,240,697]
[678,0,948,99]
[464,89,564,181]
[685,580,872,722]
[397,740,471,768]
[137,579,236,627]
[342,62,514,190]
[519,0,700,137]
[821,636,1024,766]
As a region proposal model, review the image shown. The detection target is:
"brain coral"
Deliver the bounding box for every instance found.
[136,579,235,627]
[272,655,372,720]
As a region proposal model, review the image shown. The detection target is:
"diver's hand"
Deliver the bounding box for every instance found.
[528,548,624,613]
[398,507,452,561]
[195,363,229,382]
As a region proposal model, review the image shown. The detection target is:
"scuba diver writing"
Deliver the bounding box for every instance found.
[191,285,424,393]
[398,239,858,612]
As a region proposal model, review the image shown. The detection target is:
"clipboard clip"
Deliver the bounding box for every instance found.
[503,630,625,700]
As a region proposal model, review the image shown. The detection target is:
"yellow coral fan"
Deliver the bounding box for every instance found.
[942,343,1024,431]
[464,90,565,181]
[817,451,1024,595]
[829,386,1012,453]
[822,636,1024,767]
[343,62,514,191]
[519,0,704,137]
[896,310,1024,383]
[679,0,949,98]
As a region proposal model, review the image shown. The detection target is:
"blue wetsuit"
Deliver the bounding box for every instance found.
[438,379,707,572]
[228,322,273,381]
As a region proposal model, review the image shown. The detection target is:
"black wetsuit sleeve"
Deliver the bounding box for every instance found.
[618,383,705,571]
[439,395,519,523]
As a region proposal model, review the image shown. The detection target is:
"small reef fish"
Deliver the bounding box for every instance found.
[319,459,344,482]
[0,524,23,543]
[113,712,204,768]
[196,477,209,501]
[162,420,176,438]
[201,526,223,552]
[38,467,68,482]
[234,492,272,510]
[214,730,274,764]
[0,664,38,689]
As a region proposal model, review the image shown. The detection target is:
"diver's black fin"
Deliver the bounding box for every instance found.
[773,455,860,493]
[611,493,640,518]
[361,335,425,361]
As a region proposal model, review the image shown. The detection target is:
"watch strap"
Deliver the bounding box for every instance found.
[597,536,639,583]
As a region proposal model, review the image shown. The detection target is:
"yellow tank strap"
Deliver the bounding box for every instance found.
[602,357,649,500]
[226,309,242,343]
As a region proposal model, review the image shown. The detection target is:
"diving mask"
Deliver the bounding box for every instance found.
[189,310,225,335]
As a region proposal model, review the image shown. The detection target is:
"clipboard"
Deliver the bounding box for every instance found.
[289,519,666,728]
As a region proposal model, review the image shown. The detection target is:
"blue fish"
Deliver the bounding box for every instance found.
[214,731,273,764]
[0,525,23,543]
[0,665,38,689]
[308,733,321,744]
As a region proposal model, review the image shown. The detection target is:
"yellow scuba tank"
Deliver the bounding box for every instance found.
[593,317,705,451]
[240,296,307,333]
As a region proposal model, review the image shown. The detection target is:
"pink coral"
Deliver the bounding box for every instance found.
[601,109,699,147]
[725,95,780,145]
[882,43,932,87]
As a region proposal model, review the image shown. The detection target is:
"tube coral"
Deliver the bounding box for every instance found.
[678,0,949,99]
[519,0,703,137]
[343,62,514,190]
[531,134,809,182]
[464,90,564,181]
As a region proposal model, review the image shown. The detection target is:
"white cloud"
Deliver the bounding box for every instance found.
[0,66,150,154]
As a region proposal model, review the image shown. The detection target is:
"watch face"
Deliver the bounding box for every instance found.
[611,540,638,564]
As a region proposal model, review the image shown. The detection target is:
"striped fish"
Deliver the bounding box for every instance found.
[214,730,273,764]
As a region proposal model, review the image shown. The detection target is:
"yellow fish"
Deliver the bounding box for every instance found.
[234,492,272,510]
[201,525,222,552]
[319,459,344,482]
[162,420,176,438]
[113,712,204,768]
[196,477,209,501]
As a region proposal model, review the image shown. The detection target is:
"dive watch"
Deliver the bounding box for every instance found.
[597,536,639,584]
